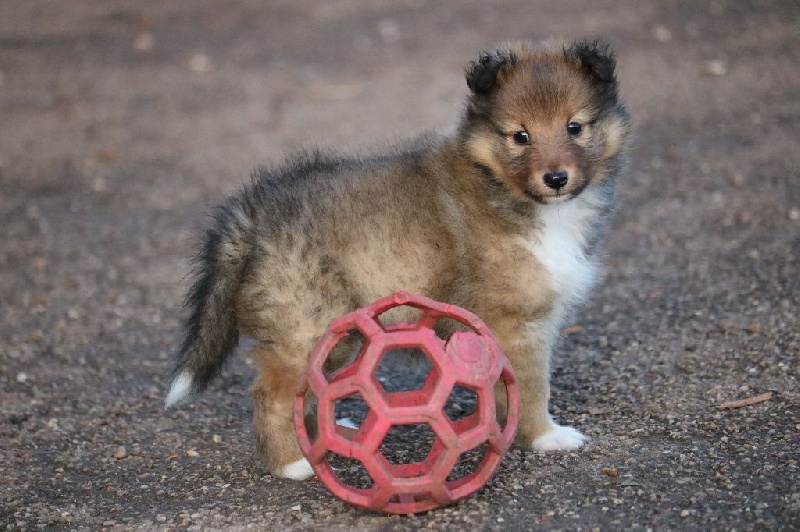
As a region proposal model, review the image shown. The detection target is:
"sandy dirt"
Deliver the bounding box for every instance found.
[1,0,798,529]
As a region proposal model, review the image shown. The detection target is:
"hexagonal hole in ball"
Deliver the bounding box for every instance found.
[374,304,424,330]
[373,346,434,395]
[432,314,474,341]
[302,387,320,444]
[327,451,374,490]
[333,391,370,437]
[443,384,478,423]
[446,441,489,483]
[495,369,513,431]
[389,492,433,504]
[323,328,367,383]
[379,422,436,466]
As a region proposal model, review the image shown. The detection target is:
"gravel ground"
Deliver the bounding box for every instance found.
[1,0,798,529]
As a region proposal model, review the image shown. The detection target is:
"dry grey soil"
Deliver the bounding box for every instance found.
[1,1,798,530]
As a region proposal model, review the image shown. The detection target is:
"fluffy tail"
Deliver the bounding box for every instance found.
[165,197,254,407]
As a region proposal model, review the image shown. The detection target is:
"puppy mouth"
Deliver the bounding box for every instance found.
[524,189,574,205]
[524,178,590,205]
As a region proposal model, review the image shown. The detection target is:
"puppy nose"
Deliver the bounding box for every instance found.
[543,170,569,190]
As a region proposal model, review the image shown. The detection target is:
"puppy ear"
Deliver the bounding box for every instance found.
[566,40,617,83]
[465,50,515,95]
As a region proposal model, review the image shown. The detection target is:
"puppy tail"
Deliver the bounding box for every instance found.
[166,197,254,407]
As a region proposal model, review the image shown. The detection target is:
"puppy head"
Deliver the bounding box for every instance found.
[461,40,630,204]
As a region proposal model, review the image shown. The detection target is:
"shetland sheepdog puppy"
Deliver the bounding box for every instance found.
[166,40,631,479]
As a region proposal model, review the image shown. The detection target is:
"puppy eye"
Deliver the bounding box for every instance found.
[566,122,583,136]
[512,131,530,145]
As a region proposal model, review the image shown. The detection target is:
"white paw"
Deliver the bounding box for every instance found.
[531,424,588,451]
[278,458,315,480]
[277,419,359,480]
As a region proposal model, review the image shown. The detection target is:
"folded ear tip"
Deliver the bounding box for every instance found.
[566,40,617,83]
[465,48,515,95]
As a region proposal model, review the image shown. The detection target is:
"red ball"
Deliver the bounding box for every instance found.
[293,291,519,514]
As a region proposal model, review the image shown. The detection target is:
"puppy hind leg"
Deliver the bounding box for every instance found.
[252,346,314,480]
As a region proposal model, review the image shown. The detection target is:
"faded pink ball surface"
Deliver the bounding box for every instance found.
[294,291,519,514]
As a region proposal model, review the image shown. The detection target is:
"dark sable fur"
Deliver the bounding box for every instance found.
[170,39,632,475]
[174,196,252,392]
[564,40,619,110]
[465,49,517,94]
[566,40,617,83]
[173,39,629,386]
[173,151,371,391]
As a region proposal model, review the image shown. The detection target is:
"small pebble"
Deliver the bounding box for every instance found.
[378,19,400,43]
[188,53,211,73]
[114,446,127,459]
[93,177,108,192]
[705,60,728,76]
[134,32,154,53]
[186,449,199,457]
[602,467,618,477]
[653,25,673,42]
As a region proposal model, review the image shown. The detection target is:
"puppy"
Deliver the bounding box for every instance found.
[166,40,631,480]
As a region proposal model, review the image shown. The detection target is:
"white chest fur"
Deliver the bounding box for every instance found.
[519,188,604,323]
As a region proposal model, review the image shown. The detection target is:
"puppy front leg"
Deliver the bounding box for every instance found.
[492,318,587,451]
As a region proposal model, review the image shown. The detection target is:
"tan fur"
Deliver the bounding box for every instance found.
[601,117,627,161]
[252,350,307,472]
[171,40,631,476]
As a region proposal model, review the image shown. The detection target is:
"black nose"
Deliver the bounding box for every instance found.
[543,170,569,190]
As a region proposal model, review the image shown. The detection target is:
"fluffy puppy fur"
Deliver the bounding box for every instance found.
[166,40,631,480]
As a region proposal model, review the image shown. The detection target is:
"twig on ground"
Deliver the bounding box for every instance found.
[720,392,773,409]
